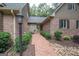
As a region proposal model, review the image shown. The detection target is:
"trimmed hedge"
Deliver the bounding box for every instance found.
[40,31,51,39]
[73,35,79,44]
[54,31,62,41]
[15,32,32,52]
[63,36,71,40]
[0,32,12,53]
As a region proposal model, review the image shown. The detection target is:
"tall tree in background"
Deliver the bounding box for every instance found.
[30,3,59,16]
[52,3,59,9]
[37,3,51,16]
[30,4,37,16]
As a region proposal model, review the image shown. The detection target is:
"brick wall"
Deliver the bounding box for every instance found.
[3,15,14,39]
[42,21,50,32]
[50,18,79,36]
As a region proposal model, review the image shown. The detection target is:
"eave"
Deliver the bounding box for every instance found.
[0,7,19,15]
[41,16,54,25]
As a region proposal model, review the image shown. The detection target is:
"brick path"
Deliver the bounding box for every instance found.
[31,33,57,56]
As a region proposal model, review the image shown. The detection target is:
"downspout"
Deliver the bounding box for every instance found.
[11,10,16,41]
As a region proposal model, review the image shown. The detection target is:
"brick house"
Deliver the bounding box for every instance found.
[1,3,79,40]
[42,3,79,36]
[0,3,29,40]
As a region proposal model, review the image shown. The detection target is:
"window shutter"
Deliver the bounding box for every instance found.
[76,20,78,29]
[67,20,69,29]
[59,20,63,28]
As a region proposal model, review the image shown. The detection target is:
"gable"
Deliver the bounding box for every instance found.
[54,3,79,19]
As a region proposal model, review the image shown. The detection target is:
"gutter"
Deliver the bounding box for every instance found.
[11,10,16,41]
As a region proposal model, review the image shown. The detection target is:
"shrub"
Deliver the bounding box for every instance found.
[0,32,12,53]
[54,31,62,41]
[73,35,79,44]
[40,31,51,39]
[63,36,71,40]
[15,32,32,52]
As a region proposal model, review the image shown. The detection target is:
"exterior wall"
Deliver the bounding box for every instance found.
[3,15,14,39]
[22,3,29,33]
[50,3,79,36]
[3,15,28,40]
[50,18,79,36]
[42,21,50,32]
[55,4,79,19]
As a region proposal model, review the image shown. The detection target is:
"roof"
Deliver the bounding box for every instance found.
[51,3,64,16]
[0,3,24,15]
[42,16,54,25]
[5,3,26,10]
[5,3,27,15]
[0,7,19,15]
[28,16,46,24]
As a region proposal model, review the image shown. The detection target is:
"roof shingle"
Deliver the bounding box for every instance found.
[28,16,46,24]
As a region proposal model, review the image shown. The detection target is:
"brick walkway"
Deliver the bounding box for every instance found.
[23,33,58,56]
[31,33,57,56]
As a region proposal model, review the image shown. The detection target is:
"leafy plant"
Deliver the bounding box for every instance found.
[0,32,12,53]
[63,36,71,40]
[54,31,62,41]
[40,31,51,39]
[15,32,32,52]
[72,35,79,44]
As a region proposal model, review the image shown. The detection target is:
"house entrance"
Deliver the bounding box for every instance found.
[29,24,40,33]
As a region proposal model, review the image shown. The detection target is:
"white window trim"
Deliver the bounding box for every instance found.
[68,4,76,10]
[72,4,76,10]
[62,20,68,29]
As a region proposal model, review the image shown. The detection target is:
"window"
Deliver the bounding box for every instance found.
[68,4,77,10]
[76,20,79,29]
[59,19,69,29]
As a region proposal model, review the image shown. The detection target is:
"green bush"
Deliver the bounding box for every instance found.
[0,32,12,53]
[40,31,51,39]
[15,32,32,52]
[63,36,71,40]
[54,31,62,41]
[73,35,79,44]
